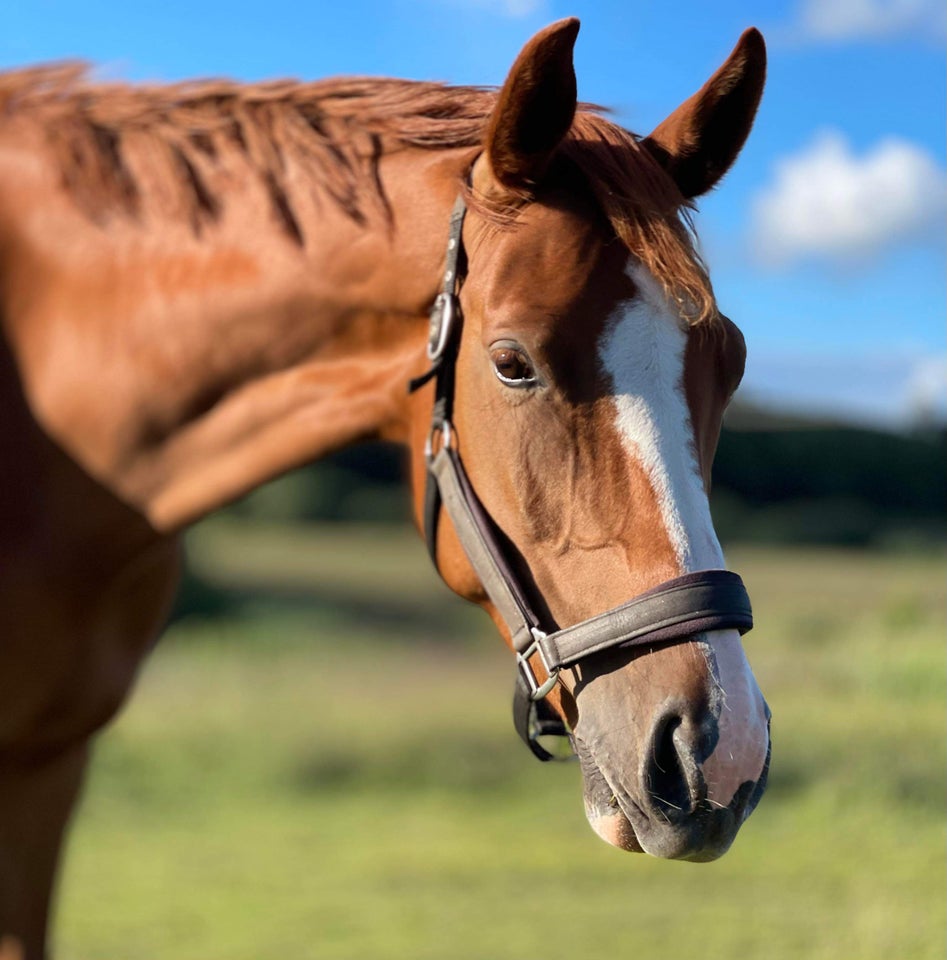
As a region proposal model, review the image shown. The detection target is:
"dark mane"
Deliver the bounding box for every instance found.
[0,64,713,321]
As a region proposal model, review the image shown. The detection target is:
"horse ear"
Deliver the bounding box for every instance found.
[481,18,580,193]
[642,28,766,199]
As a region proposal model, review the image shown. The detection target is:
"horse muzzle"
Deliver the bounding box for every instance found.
[578,730,771,861]
[570,634,771,861]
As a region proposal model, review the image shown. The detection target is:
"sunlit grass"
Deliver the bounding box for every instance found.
[58,527,946,959]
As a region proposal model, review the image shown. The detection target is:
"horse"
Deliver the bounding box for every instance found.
[0,19,771,958]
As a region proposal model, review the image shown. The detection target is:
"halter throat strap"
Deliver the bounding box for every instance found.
[409,194,754,761]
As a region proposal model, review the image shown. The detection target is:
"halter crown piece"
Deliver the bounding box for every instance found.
[410,195,754,761]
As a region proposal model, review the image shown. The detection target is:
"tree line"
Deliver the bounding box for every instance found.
[226,405,945,550]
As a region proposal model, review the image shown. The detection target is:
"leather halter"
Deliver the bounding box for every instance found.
[409,195,754,761]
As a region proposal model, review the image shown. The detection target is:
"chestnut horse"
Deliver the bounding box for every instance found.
[0,20,770,958]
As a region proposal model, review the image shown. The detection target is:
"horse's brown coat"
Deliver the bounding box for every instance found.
[0,20,768,956]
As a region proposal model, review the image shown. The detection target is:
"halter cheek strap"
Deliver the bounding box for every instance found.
[410,195,754,762]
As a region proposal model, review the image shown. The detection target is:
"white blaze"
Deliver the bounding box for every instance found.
[598,262,769,809]
[598,263,721,571]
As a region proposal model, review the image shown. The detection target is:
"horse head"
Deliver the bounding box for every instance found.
[409,19,769,862]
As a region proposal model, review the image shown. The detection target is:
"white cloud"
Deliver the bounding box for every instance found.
[792,0,947,42]
[741,347,947,427]
[904,354,947,422]
[751,130,947,266]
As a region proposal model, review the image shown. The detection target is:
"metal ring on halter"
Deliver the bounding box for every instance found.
[424,420,453,462]
[516,628,560,701]
[427,293,456,362]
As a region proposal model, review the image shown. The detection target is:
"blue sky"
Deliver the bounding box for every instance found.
[3,0,945,427]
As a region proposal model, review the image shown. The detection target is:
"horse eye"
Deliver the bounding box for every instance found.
[491,345,536,386]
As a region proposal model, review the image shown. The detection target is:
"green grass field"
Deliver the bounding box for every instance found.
[57,521,946,959]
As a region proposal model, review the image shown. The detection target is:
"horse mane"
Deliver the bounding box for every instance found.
[0,63,714,322]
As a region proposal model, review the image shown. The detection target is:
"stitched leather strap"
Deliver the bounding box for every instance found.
[430,445,539,652]
[538,570,753,668]
[431,444,752,659]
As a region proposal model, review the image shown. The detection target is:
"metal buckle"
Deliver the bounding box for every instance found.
[424,420,453,463]
[516,628,559,701]
[427,293,456,362]
[528,709,577,762]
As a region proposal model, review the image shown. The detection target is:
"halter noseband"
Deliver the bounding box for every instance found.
[409,195,753,761]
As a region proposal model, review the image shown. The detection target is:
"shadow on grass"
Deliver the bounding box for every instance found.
[171,565,475,641]
[762,737,946,814]
[289,732,537,796]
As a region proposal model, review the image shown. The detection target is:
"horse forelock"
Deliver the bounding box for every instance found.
[466,112,715,327]
[560,113,716,327]
[0,63,714,324]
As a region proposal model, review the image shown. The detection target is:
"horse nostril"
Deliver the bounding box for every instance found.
[644,712,702,822]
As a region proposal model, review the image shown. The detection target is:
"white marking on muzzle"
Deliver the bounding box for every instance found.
[701,627,770,811]
[598,263,769,807]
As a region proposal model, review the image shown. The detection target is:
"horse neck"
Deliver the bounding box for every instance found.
[5,145,467,532]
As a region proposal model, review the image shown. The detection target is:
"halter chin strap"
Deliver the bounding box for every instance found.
[410,195,754,761]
